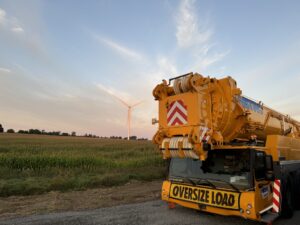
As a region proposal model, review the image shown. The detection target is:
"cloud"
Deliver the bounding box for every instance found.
[0,7,24,33]
[0,8,6,24]
[174,0,229,73]
[0,7,48,61]
[0,67,11,73]
[93,34,143,61]
[176,0,212,48]
[200,52,226,68]
[192,50,230,71]
[13,63,28,72]
[157,57,178,75]
[11,26,24,33]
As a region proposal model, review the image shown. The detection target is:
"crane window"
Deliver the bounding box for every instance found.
[255,151,265,180]
[169,149,253,190]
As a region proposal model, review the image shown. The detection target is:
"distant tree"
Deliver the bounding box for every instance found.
[19,130,29,134]
[138,138,148,141]
[48,131,61,136]
[0,124,3,133]
[14,128,82,137]
[7,129,15,133]
[130,136,137,140]
[29,129,42,135]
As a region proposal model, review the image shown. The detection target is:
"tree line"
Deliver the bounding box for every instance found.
[0,125,148,140]
[6,128,77,136]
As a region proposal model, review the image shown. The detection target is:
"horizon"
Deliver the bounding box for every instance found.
[1,0,300,139]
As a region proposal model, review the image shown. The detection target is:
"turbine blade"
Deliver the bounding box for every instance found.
[99,86,129,107]
[131,100,143,108]
[111,94,129,107]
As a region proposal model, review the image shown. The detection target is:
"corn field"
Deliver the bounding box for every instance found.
[0,134,166,197]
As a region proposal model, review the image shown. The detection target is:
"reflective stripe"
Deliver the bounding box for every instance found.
[167,100,188,126]
[272,179,281,213]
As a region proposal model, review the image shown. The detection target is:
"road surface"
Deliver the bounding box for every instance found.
[1,200,299,225]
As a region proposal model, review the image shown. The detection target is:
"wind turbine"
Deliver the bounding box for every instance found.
[103,89,142,140]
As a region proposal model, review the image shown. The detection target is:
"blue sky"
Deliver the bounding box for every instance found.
[0,0,300,138]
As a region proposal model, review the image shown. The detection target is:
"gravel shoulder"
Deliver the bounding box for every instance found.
[1,199,300,225]
[0,180,162,219]
[1,179,300,225]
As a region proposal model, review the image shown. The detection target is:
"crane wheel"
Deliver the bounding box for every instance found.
[280,176,294,218]
[294,170,300,210]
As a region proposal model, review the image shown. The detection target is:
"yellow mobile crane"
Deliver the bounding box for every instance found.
[152,73,300,224]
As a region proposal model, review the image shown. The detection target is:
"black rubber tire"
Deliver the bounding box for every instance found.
[294,170,300,210]
[281,177,294,218]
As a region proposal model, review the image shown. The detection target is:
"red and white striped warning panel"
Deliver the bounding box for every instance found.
[167,100,188,126]
[272,179,281,213]
[199,126,210,142]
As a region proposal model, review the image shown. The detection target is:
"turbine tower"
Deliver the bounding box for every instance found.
[103,90,142,140]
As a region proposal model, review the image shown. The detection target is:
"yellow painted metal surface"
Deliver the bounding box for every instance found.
[153,73,300,160]
[162,180,273,221]
[154,73,300,222]
[266,135,300,161]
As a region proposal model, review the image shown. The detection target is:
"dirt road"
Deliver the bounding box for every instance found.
[1,179,300,225]
[1,199,300,225]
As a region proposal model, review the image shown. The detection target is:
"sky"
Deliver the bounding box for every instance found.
[0,0,300,138]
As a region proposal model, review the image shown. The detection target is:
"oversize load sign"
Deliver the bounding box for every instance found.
[170,183,240,210]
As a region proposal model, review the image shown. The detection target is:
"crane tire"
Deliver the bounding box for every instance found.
[281,176,294,218]
[294,170,300,210]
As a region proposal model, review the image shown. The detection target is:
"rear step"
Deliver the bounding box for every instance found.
[260,212,279,224]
